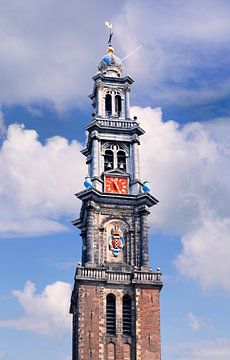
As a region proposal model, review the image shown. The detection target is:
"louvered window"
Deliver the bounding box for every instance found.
[123,295,131,336]
[106,294,116,335]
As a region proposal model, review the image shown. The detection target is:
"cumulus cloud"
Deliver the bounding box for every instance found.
[1,106,229,292]
[115,0,230,106]
[0,123,85,237]
[171,338,230,360]
[132,106,230,291]
[0,0,123,109]
[0,1,229,108]
[0,281,72,335]
[177,218,230,290]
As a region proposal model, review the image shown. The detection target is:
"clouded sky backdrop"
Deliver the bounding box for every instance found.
[0,1,230,359]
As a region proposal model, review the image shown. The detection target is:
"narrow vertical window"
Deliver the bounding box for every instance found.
[106,294,116,335]
[115,95,122,116]
[123,295,131,336]
[105,94,112,116]
[117,150,126,171]
[104,150,114,170]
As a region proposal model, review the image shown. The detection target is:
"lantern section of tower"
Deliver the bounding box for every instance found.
[70,42,163,360]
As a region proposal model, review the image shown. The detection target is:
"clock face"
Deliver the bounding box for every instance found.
[105,176,128,194]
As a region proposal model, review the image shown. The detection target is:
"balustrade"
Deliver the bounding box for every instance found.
[76,266,162,284]
[97,119,136,129]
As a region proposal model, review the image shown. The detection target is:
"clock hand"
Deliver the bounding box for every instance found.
[113,180,120,193]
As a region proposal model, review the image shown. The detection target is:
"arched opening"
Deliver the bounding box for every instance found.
[123,295,131,336]
[106,294,116,336]
[123,343,131,360]
[104,150,114,171]
[117,150,126,171]
[105,93,112,117]
[115,95,122,116]
[107,342,115,360]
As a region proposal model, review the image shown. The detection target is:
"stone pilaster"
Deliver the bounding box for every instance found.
[86,204,95,265]
[97,83,104,117]
[125,86,130,119]
[91,137,99,178]
[140,208,150,269]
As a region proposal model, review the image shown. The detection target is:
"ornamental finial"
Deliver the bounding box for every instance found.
[105,21,113,46]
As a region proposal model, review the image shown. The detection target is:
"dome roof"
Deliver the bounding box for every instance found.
[98,46,122,76]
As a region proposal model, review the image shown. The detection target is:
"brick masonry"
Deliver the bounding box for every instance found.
[72,281,161,360]
[135,288,161,360]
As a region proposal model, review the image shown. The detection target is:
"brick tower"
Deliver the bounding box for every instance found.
[70,30,163,360]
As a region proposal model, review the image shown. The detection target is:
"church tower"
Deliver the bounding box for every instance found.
[70,29,163,360]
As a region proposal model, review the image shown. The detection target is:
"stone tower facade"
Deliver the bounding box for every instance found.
[70,41,163,360]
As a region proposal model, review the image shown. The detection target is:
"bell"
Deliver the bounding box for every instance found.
[107,162,112,169]
[119,163,124,169]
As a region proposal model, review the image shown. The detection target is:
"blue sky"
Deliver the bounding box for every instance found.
[0,1,230,359]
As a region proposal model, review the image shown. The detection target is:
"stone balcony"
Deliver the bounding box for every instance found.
[75,266,162,286]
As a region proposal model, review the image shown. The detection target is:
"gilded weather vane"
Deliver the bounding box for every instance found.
[105,21,113,46]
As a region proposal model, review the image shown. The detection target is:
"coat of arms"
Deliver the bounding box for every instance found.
[108,225,125,257]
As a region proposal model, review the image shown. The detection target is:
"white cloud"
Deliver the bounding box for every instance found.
[177,217,230,290]
[1,106,230,292]
[170,338,230,360]
[187,312,213,332]
[0,123,85,237]
[0,281,72,336]
[115,0,230,105]
[132,106,230,291]
[187,312,202,332]
[0,1,229,108]
[0,0,122,109]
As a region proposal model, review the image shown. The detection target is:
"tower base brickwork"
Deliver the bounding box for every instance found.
[71,266,162,360]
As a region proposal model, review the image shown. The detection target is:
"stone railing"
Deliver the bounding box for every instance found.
[76,266,162,285]
[107,271,132,283]
[76,266,106,279]
[132,271,162,283]
[97,119,137,129]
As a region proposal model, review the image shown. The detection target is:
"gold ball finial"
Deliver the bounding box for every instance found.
[107,46,114,54]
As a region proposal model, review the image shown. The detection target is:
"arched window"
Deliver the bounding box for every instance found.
[117,150,126,171]
[105,93,112,117]
[104,150,114,171]
[115,95,122,116]
[123,295,131,336]
[106,294,116,335]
